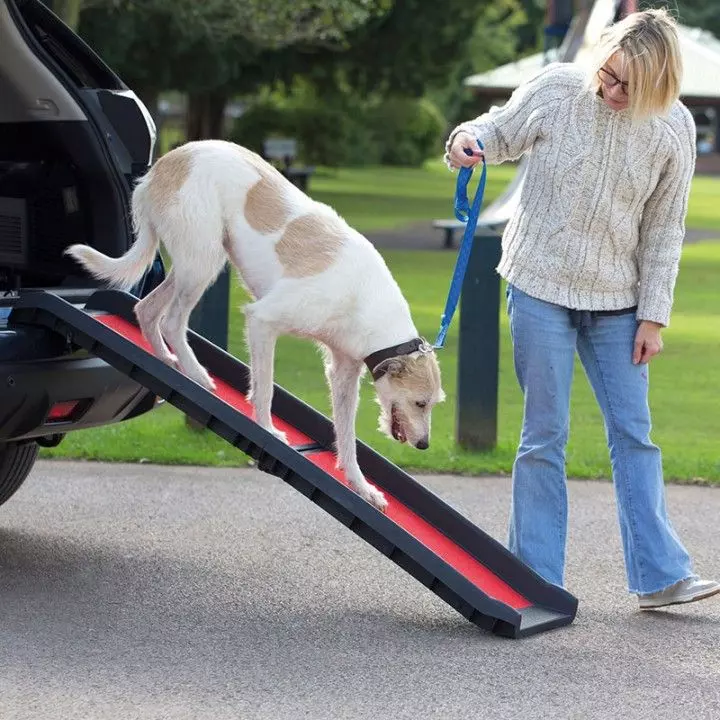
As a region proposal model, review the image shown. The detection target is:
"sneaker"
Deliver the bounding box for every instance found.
[638,578,720,609]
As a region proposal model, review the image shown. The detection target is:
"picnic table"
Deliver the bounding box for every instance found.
[263,138,315,192]
[432,218,467,249]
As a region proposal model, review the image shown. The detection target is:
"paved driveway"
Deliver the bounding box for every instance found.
[2,461,719,719]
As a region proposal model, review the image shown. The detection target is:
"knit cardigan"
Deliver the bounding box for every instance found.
[445,62,697,326]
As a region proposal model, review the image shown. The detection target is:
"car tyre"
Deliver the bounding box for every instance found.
[0,441,39,507]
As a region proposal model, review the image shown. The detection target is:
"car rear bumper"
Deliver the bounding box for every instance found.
[0,352,158,441]
[1,298,159,443]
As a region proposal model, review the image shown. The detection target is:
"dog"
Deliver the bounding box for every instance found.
[66,140,445,511]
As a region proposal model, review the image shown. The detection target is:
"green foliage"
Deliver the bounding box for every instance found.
[229,81,359,166]
[429,0,529,129]
[231,99,359,167]
[227,0,394,48]
[77,0,392,98]
[672,1,720,39]
[467,0,529,74]
[298,0,495,98]
[75,0,528,144]
[81,0,392,47]
[366,97,446,166]
[228,101,286,155]
[230,85,446,168]
[78,3,263,95]
[515,0,545,54]
[295,104,370,166]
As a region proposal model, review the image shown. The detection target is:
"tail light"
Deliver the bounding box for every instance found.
[46,400,82,422]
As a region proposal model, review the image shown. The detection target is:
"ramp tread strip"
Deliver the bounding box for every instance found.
[291,443,326,454]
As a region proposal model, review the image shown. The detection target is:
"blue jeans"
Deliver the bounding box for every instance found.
[506,284,694,595]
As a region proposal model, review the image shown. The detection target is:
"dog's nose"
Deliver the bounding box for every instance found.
[416,438,429,450]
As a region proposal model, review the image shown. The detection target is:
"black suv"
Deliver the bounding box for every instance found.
[0,0,164,505]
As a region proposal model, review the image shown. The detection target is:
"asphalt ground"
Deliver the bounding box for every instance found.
[2,460,719,720]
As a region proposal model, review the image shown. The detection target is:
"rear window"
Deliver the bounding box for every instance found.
[16,0,122,89]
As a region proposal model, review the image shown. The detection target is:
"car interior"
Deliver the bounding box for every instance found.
[0,0,153,293]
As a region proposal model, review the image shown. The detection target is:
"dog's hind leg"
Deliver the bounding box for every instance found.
[326,350,387,512]
[134,269,178,365]
[162,260,226,391]
[244,303,286,443]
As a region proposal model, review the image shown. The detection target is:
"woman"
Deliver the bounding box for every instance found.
[445,8,718,608]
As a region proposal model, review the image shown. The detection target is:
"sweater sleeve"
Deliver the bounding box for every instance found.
[444,63,580,167]
[636,107,696,327]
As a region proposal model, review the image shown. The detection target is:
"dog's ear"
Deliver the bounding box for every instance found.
[374,357,408,380]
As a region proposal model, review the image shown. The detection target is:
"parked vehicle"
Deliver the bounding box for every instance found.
[0,0,165,506]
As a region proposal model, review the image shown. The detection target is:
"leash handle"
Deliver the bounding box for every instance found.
[434,141,486,349]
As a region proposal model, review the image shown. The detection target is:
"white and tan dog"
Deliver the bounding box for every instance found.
[66,140,445,511]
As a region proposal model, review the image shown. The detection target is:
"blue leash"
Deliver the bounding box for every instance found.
[433,141,487,349]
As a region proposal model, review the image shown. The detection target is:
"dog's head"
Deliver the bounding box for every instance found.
[373,349,445,450]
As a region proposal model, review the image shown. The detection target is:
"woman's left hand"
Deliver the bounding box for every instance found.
[633,320,664,364]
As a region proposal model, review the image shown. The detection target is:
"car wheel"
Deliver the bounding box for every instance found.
[0,441,39,507]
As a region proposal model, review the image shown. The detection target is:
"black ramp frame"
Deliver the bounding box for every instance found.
[9,289,578,638]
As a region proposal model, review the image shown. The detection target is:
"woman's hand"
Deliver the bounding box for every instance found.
[448,132,485,169]
[633,320,664,364]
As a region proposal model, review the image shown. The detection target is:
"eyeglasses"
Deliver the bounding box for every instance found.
[597,67,629,95]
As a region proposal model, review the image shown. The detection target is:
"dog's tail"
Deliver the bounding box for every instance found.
[65,176,159,290]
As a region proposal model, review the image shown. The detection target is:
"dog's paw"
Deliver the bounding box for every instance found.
[186,366,216,392]
[346,469,388,512]
[270,427,288,444]
[158,349,178,366]
[199,375,217,392]
[358,484,388,513]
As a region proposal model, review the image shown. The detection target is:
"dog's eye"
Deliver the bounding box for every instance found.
[415,401,427,409]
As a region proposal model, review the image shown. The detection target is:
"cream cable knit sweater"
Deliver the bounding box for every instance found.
[445,63,697,327]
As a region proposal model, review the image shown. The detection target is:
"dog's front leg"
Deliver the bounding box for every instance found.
[326,351,388,513]
[245,309,286,443]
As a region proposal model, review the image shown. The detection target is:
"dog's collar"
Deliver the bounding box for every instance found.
[364,338,434,381]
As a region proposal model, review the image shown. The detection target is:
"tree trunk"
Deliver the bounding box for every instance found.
[52,0,82,30]
[186,92,228,142]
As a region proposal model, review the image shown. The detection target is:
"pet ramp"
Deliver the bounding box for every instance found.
[9,289,578,638]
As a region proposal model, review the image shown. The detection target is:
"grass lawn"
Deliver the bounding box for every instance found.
[154,133,720,234]
[42,233,720,484]
[290,160,719,233]
[686,175,720,231]
[307,161,516,232]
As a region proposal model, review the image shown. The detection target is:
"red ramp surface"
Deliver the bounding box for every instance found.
[99,314,529,610]
[10,290,578,637]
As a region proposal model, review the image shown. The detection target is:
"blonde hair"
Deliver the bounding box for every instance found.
[589,8,682,120]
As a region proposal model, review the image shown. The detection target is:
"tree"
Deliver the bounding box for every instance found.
[166,0,394,48]
[673,1,720,39]
[49,0,393,39]
[224,0,527,164]
[515,0,545,55]
[286,0,497,99]
[264,0,522,139]
[439,0,528,126]
[69,0,393,139]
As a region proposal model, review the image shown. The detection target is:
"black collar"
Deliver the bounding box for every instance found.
[364,338,433,380]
